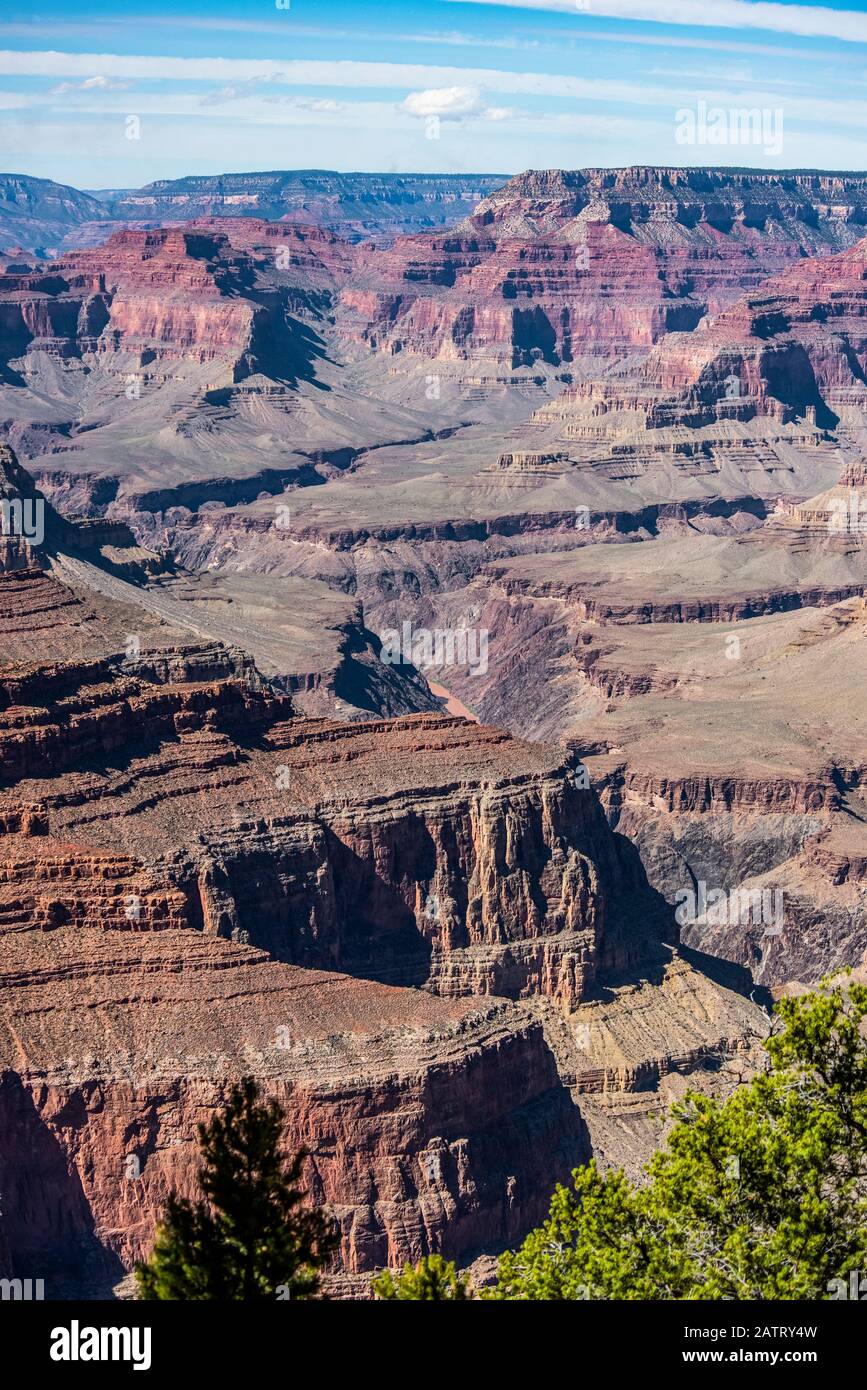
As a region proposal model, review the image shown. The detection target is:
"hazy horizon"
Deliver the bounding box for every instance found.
[14,161,867,198]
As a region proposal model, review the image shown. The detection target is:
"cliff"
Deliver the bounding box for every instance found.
[0,564,765,1291]
[341,167,867,368]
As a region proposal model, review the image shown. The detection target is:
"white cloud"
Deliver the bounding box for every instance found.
[0,49,792,109]
[403,86,482,118]
[451,0,867,44]
[402,88,524,122]
[50,74,131,96]
[16,51,867,133]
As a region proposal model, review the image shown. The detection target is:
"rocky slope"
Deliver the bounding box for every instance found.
[0,442,439,721]
[11,156,854,1293]
[405,459,867,990]
[7,168,867,538]
[6,171,867,1007]
[0,553,765,1293]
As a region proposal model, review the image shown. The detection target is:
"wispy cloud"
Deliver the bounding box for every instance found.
[8,50,867,129]
[51,75,131,96]
[452,0,867,44]
[200,83,343,112]
[0,49,786,108]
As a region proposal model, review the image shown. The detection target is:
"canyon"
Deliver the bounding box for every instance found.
[0,456,764,1292]
[2,163,867,1295]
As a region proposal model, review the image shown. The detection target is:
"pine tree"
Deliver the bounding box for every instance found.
[136,1076,337,1300]
[373,1254,472,1300]
[492,976,867,1300]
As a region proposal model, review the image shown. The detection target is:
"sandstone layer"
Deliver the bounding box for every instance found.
[0,539,765,1293]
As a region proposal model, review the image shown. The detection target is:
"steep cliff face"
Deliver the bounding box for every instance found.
[341,219,707,366]
[472,168,867,246]
[0,223,352,381]
[549,234,867,438]
[0,569,764,1291]
[0,932,586,1287]
[0,650,596,1288]
[413,506,867,992]
[10,168,867,449]
[341,168,867,368]
[0,647,663,1007]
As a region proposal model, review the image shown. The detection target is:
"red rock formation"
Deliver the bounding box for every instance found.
[573,234,867,432]
[0,222,353,381]
[0,649,602,1287]
[0,568,763,1291]
[0,645,663,1005]
[341,167,867,368]
[0,931,584,1286]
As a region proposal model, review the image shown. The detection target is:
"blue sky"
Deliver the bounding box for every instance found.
[2,0,867,188]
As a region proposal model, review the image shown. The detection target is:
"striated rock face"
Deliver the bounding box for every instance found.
[0,557,765,1291]
[341,167,867,368]
[341,221,702,366]
[547,233,867,440]
[0,646,663,1007]
[11,165,864,400]
[473,167,867,242]
[0,931,586,1286]
[0,652,599,1287]
[419,510,867,992]
[10,168,867,529]
[0,222,353,382]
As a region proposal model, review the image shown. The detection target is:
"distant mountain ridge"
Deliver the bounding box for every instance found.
[112,170,508,242]
[467,165,867,244]
[0,171,508,253]
[9,165,867,257]
[0,174,108,253]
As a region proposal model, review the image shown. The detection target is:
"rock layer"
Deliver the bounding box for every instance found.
[0,557,764,1292]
